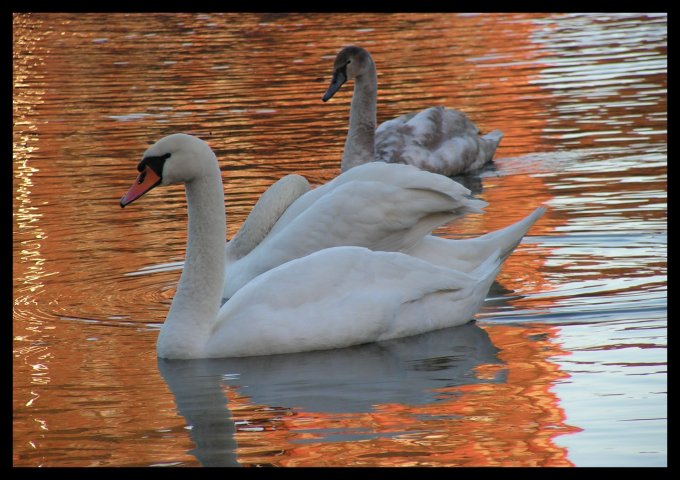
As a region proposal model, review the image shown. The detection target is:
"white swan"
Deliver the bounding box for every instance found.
[221,164,545,301]
[120,133,503,359]
[322,45,504,176]
[221,159,487,300]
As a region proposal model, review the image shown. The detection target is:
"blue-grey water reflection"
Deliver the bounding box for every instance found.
[158,323,500,466]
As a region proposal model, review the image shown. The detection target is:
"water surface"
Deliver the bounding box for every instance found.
[13,12,666,467]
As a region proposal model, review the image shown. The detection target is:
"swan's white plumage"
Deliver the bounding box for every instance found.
[208,246,501,358]
[222,161,486,300]
[323,45,503,176]
[226,173,310,262]
[122,133,519,360]
[221,159,545,300]
[404,205,547,272]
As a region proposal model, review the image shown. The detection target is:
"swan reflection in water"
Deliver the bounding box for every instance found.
[157,321,503,467]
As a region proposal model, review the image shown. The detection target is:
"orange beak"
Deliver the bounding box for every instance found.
[120,166,162,208]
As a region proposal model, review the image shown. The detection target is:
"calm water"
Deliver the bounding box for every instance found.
[13,13,666,467]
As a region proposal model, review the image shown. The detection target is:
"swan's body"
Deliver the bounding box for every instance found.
[120,134,508,359]
[221,164,545,301]
[322,46,503,176]
[210,246,499,358]
[221,161,486,299]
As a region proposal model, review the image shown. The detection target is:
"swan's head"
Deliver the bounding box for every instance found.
[120,133,218,207]
[322,45,374,102]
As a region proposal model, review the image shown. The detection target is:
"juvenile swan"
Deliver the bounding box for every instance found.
[323,45,503,176]
[120,133,504,359]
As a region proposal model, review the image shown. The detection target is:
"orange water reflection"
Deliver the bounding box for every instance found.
[13,12,666,466]
[11,12,567,467]
[225,325,578,467]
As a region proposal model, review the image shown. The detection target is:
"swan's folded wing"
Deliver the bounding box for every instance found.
[209,246,501,358]
[223,165,487,298]
[268,162,481,235]
[405,206,547,272]
[375,107,502,176]
[278,179,483,252]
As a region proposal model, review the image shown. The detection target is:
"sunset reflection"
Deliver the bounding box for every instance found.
[221,324,577,467]
[14,12,665,466]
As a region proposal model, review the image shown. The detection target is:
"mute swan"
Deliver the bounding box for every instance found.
[120,133,503,359]
[221,159,487,299]
[221,164,545,301]
[322,45,504,176]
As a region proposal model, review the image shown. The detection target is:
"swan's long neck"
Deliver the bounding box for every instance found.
[225,197,277,265]
[226,174,310,262]
[341,61,377,171]
[158,168,226,358]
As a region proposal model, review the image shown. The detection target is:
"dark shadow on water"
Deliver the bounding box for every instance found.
[157,321,503,466]
[449,160,500,194]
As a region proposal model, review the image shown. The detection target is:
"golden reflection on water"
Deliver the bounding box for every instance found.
[13,12,666,466]
[14,17,49,303]
[225,324,578,467]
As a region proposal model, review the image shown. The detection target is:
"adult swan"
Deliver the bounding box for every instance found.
[322,45,503,176]
[222,166,545,301]
[120,133,503,359]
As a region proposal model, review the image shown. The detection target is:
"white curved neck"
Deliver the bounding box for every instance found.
[226,198,277,262]
[226,174,310,261]
[158,170,226,358]
[341,62,377,171]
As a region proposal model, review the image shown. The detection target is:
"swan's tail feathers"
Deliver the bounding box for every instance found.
[482,129,504,146]
[470,248,503,304]
[481,129,504,162]
[479,206,547,262]
[471,248,502,279]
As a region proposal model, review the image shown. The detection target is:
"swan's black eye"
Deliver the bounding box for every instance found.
[137,152,172,174]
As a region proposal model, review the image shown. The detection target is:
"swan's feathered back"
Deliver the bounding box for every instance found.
[209,246,502,358]
[270,161,483,234]
[375,106,504,176]
[222,162,487,299]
